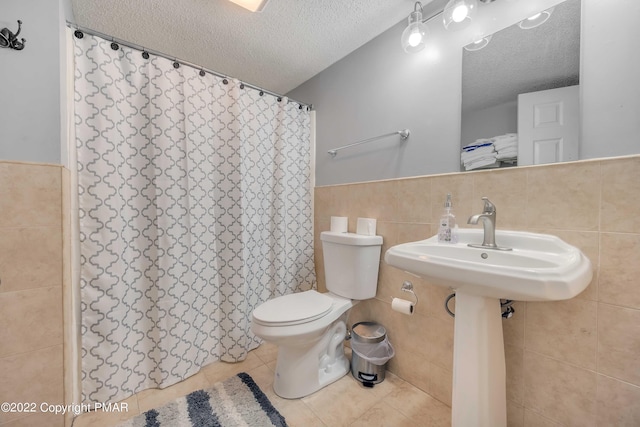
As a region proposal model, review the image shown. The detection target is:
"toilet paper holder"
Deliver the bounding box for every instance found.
[400,281,418,307]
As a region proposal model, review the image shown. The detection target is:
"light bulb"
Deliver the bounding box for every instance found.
[443,0,477,31]
[408,30,423,47]
[463,34,492,52]
[519,7,555,29]
[452,5,469,22]
[401,9,429,53]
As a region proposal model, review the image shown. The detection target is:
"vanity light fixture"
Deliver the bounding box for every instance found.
[402,0,483,53]
[228,0,270,12]
[443,0,478,30]
[518,6,555,29]
[463,34,492,51]
[401,2,429,53]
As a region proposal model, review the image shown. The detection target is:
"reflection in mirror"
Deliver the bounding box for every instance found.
[460,0,580,171]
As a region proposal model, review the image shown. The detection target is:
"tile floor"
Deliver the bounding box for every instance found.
[73,343,451,427]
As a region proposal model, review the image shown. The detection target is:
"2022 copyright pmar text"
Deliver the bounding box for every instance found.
[1,401,129,416]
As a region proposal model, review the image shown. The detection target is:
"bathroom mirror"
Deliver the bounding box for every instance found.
[460,0,580,169]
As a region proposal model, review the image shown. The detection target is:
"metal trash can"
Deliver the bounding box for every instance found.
[350,322,394,387]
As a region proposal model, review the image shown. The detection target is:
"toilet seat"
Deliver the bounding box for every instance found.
[252,290,334,326]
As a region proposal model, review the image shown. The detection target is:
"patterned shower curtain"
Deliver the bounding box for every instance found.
[72,30,316,404]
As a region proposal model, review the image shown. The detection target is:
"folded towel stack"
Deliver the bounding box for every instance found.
[461,139,498,171]
[461,133,519,170]
[493,133,518,161]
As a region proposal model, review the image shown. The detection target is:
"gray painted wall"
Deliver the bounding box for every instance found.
[288,15,463,186]
[0,0,67,164]
[290,0,640,186]
[2,0,638,172]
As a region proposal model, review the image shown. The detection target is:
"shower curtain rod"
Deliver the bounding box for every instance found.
[66,22,313,111]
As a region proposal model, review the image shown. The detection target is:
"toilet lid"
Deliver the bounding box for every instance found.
[253,290,334,326]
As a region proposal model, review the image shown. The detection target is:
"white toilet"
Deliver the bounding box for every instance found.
[251,231,383,399]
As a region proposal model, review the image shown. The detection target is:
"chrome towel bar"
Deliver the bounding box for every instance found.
[328,129,410,157]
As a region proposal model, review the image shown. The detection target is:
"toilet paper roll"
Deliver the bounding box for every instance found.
[392,298,415,315]
[356,217,377,236]
[330,216,348,233]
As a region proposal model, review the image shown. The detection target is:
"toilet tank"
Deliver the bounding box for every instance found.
[320,231,383,300]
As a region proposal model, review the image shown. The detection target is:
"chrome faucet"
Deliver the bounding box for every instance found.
[467,197,512,251]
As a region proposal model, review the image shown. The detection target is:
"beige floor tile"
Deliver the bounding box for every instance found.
[73,395,139,427]
[349,401,414,427]
[200,351,264,384]
[252,356,329,427]
[384,380,451,425]
[1,411,65,427]
[252,341,278,364]
[246,364,275,392]
[69,344,450,427]
[302,374,390,427]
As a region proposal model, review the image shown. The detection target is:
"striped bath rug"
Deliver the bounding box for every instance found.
[117,372,287,427]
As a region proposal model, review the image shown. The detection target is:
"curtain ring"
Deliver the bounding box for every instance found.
[142,51,149,59]
[173,61,180,69]
[199,69,206,77]
[110,41,119,51]
[222,78,228,85]
[445,293,456,318]
[74,30,84,39]
[240,83,245,89]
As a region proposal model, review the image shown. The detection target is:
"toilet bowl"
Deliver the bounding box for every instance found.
[251,231,382,399]
[252,290,353,398]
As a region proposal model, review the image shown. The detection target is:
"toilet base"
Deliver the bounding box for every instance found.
[272,316,350,399]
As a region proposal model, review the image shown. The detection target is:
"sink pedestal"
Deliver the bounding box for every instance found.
[452,291,506,427]
[384,229,593,426]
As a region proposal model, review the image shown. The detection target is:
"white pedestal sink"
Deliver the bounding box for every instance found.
[385,229,592,427]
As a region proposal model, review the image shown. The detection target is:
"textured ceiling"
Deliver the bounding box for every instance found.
[70,0,417,94]
[462,0,580,114]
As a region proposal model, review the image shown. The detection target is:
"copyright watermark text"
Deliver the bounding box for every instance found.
[1,401,129,416]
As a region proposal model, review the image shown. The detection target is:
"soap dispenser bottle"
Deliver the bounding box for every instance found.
[438,193,458,243]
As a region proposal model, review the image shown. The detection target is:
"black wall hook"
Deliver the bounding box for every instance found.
[0,20,26,51]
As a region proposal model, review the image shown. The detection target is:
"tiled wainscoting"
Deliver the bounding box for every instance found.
[2,155,639,427]
[314,155,640,426]
[0,161,65,427]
